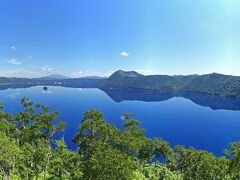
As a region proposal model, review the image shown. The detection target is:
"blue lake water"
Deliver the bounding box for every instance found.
[0,86,240,156]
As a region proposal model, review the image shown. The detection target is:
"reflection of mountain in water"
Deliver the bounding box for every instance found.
[1,84,240,111]
[178,91,240,110]
[0,84,35,90]
[102,89,174,102]
[101,89,240,111]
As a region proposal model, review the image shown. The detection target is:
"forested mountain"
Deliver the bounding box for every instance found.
[1,70,240,98]
[98,70,240,98]
[181,73,240,97]
[99,70,177,91]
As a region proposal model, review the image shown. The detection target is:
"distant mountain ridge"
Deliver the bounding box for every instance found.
[39,74,70,80]
[0,75,104,89]
[98,70,240,98]
[1,70,240,98]
[38,75,106,80]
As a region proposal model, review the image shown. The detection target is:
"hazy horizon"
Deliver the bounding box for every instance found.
[1,69,240,79]
[1,0,240,78]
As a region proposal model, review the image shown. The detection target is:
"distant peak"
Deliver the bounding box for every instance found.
[207,73,225,77]
[111,70,143,78]
[210,72,221,75]
[41,74,70,79]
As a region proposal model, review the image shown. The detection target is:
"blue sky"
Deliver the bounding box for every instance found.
[0,0,240,77]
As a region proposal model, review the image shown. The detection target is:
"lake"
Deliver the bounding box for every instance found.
[0,86,240,156]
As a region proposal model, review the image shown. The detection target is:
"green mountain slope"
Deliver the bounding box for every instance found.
[1,70,240,98]
[98,70,240,98]
[99,70,177,91]
[181,73,240,97]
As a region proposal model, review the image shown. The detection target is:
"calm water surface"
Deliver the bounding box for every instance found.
[0,86,240,156]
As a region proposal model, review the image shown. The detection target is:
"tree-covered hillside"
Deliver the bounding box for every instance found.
[98,70,240,98]
[0,98,239,179]
[2,70,240,98]
[98,70,177,91]
[181,73,240,97]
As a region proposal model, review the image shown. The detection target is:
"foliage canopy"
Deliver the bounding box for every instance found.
[0,98,239,179]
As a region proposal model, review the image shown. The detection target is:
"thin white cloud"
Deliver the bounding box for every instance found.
[136,69,154,75]
[10,46,16,50]
[6,58,21,65]
[40,66,54,71]
[0,69,56,78]
[41,67,53,71]
[103,70,115,77]
[69,70,111,78]
[120,51,130,57]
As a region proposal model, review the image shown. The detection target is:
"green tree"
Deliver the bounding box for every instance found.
[74,110,178,179]
[80,141,136,180]
[121,114,173,163]
[74,110,137,179]
[0,132,21,180]
[49,138,82,179]
[137,161,183,180]
[224,142,240,179]
[0,99,239,179]
[173,146,229,180]
[0,98,66,179]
